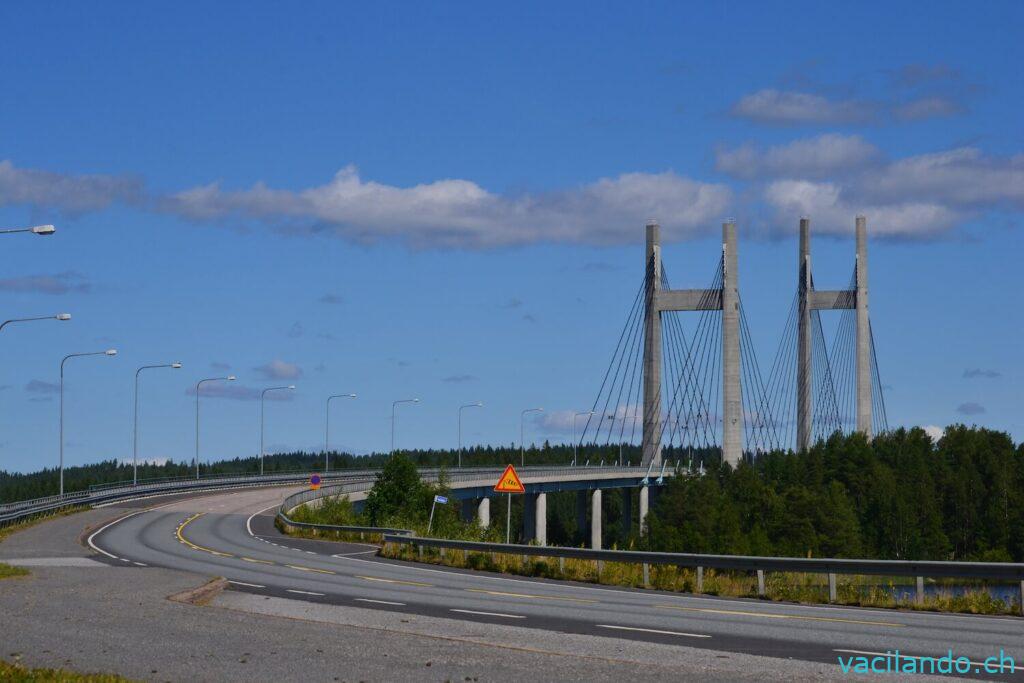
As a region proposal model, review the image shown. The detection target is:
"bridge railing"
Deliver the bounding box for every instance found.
[380,535,1024,614]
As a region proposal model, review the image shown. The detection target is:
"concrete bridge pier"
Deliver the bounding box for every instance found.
[477,497,490,529]
[639,485,649,536]
[591,489,602,550]
[534,493,547,546]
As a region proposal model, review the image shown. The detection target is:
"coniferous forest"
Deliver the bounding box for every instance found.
[4,424,1022,563]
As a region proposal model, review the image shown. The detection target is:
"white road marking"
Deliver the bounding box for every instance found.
[834,649,1022,672]
[287,589,325,596]
[597,625,710,639]
[86,498,183,559]
[451,609,526,619]
[229,581,266,588]
[355,598,406,606]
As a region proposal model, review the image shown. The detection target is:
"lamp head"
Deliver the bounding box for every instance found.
[227,375,236,381]
[412,398,420,403]
[348,393,357,398]
[105,349,118,356]
[56,313,71,321]
[31,224,56,236]
[288,385,296,390]
[171,362,182,369]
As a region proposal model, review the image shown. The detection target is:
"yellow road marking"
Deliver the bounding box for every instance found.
[357,575,432,587]
[241,557,273,565]
[465,588,598,604]
[175,513,234,558]
[286,564,335,575]
[654,604,904,628]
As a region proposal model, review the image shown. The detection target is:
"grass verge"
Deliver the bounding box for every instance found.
[0,562,29,580]
[0,660,137,682]
[380,542,1022,617]
[0,506,88,544]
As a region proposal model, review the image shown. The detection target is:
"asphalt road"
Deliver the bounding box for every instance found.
[82,485,1024,681]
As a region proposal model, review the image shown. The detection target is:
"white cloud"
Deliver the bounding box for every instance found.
[893,96,963,121]
[729,90,875,125]
[922,425,944,443]
[716,134,881,180]
[762,179,961,237]
[0,160,140,212]
[253,359,303,380]
[161,165,733,248]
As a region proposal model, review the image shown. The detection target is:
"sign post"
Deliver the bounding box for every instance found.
[492,464,525,544]
[427,494,448,535]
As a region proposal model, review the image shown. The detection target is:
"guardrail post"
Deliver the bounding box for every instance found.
[828,573,837,603]
[757,569,766,597]
[558,556,565,574]
[642,562,650,587]
[596,559,603,579]
[418,544,424,561]
[439,547,446,560]
[915,576,924,605]
[696,566,704,593]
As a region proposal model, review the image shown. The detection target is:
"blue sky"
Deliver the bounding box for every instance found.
[0,1,1021,473]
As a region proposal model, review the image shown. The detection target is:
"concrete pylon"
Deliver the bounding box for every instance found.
[797,218,813,452]
[795,215,873,449]
[721,222,742,466]
[640,220,743,468]
[641,221,662,466]
[855,216,872,439]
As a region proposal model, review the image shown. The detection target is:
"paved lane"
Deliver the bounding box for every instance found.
[90,486,1024,680]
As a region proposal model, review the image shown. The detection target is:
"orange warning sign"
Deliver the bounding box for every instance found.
[493,464,526,494]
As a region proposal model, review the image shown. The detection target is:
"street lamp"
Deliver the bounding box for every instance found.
[133,362,182,486]
[0,224,55,236]
[260,385,295,475]
[325,393,357,472]
[520,407,544,467]
[458,402,483,468]
[195,375,235,479]
[0,313,71,332]
[59,349,117,495]
[391,398,419,454]
[572,411,594,466]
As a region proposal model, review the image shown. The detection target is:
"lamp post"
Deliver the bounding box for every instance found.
[520,407,543,467]
[457,402,483,468]
[195,376,235,479]
[325,393,357,472]
[0,224,55,236]
[0,313,71,332]
[391,398,419,454]
[571,411,594,466]
[133,362,182,486]
[59,349,117,495]
[260,385,295,475]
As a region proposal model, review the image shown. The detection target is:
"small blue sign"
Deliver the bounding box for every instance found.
[434,495,448,504]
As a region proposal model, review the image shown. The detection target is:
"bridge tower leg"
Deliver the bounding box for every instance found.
[721,221,742,467]
[855,216,872,439]
[642,220,663,467]
[797,218,813,452]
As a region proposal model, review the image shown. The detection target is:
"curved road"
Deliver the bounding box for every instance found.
[88,486,1024,680]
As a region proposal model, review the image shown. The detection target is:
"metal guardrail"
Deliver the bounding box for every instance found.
[379,535,1024,613]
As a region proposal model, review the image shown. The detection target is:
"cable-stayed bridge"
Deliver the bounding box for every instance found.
[578,216,889,467]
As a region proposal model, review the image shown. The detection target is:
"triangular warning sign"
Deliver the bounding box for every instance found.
[493,464,525,493]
